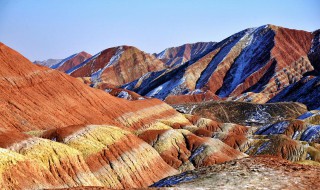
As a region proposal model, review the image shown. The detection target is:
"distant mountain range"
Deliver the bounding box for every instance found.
[35,24,319,109]
[34,51,92,72]
[34,58,62,67]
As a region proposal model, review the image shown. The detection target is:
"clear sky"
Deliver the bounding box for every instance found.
[0,0,319,61]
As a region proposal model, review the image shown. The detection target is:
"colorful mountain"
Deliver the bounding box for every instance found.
[52,51,92,72]
[0,42,246,189]
[67,46,166,87]
[268,29,320,109]
[155,42,216,67]
[123,25,315,105]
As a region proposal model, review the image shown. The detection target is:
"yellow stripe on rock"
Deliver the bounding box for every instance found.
[153,129,187,154]
[116,104,190,128]
[65,125,130,158]
[0,148,26,177]
[135,122,172,135]
[9,138,82,170]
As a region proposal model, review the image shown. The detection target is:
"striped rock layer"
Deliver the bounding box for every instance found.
[170,100,320,165]
[0,42,247,189]
[55,51,92,72]
[242,109,320,164]
[68,46,166,88]
[123,25,315,104]
[155,42,216,67]
[267,29,320,109]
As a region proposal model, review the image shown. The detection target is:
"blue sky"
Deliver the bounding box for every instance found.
[0,0,319,61]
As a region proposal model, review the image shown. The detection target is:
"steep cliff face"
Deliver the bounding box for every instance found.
[123,25,314,104]
[68,46,166,87]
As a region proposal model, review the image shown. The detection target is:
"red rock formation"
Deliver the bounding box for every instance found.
[0,42,250,189]
[138,128,246,171]
[69,46,166,87]
[57,51,92,72]
[0,42,180,132]
[155,42,216,67]
[123,25,316,105]
[165,92,220,105]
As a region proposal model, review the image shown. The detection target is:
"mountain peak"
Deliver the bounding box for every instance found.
[68,45,166,87]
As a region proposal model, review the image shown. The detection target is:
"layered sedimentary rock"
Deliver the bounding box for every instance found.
[68,46,166,88]
[0,42,180,188]
[267,30,320,109]
[0,42,180,132]
[37,25,318,106]
[54,51,92,72]
[233,109,320,164]
[41,125,178,189]
[138,128,246,172]
[123,25,315,104]
[256,110,320,144]
[155,42,216,67]
[0,148,64,190]
[0,42,249,189]
[268,75,320,110]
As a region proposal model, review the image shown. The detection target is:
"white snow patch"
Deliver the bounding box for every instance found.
[146,85,163,97]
